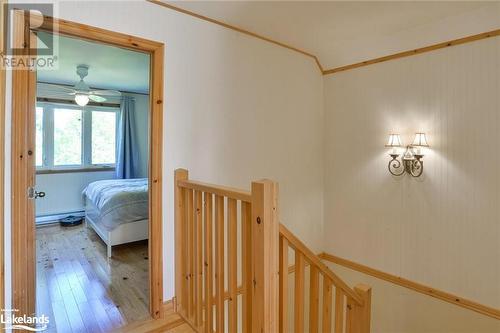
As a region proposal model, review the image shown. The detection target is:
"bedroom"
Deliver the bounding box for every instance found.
[34,32,152,330]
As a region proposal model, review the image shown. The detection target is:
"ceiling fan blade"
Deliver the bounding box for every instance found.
[48,84,77,94]
[90,89,122,97]
[89,95,106,103]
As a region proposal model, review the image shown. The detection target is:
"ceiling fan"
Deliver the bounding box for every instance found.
[60,64,121,106]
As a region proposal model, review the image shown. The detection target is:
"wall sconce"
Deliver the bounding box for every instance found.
[385,133,429,177]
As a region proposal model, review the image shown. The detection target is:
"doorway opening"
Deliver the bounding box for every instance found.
[35,32,151,331]
[10,12,165,330]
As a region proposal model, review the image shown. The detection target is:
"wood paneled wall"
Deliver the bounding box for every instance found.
[323,35,500,323]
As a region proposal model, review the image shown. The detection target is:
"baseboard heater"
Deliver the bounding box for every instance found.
[35,210,85,225]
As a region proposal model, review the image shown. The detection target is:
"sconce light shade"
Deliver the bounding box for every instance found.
[385,134,403,148]
[412,133,429,147]
[386,132,428,177]
[385,134,402,147]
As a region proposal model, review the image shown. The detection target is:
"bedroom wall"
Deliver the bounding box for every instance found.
[323,36,500,330]
[3,0,324,303]
[36,170,115,216]
[34,83,150,216]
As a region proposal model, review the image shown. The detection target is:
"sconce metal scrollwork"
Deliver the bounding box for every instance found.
[386,133,428,178]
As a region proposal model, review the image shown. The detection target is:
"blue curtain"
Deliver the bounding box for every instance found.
[116,96,138,179]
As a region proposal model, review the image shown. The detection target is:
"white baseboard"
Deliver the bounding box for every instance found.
[35,210,85,225]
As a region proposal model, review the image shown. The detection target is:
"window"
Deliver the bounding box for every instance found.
[36,102,118,171]
[54,108,82,166]
[92,111,117,165]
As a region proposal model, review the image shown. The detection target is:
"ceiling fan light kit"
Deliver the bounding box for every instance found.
[59,64,122,106]
[75,93,90,106]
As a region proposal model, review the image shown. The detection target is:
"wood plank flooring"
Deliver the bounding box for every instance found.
[116,305,194,333]
[36,223,151,332]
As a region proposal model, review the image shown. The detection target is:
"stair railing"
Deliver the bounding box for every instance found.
[279,224,371,333]
[174,169,371,333]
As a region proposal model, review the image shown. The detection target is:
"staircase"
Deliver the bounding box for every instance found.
[173,169,372,333]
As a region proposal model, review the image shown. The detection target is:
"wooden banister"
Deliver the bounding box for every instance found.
[346,284,372,333]
[177,179,252,202]
[251,180,279,333]
[174,169,188,315]
[174,169,371,333]
[279,224,364,305]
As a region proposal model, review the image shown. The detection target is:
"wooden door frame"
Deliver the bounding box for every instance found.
[10,11,165,319]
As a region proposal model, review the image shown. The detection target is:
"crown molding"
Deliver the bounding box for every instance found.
[148,1,499,76]
[323,28,500,75]
[147,0,323,73]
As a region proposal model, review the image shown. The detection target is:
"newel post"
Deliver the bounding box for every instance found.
[174,168,188,314]
[251,180,279,333]
[346,283,372,333]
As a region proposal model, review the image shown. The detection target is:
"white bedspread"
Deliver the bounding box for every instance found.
[82,178,148,231]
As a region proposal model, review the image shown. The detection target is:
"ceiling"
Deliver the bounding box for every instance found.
[37,32,150,94]
[165,1,500,70]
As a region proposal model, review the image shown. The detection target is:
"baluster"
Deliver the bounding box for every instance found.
[228,198,238,333]
[214,195,225,333]
[323,277,333,333]
[279,236,288,333]
[194,190,203,328]
[187,188,194,319]
[345,296,355,333]
[310,266,320,333]
[203,192,213,333]
[335,288,344,333]
[294,252,305,333]
[241,201,252,333]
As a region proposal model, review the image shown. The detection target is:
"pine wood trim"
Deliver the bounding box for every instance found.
[146,0,499,76]
[0,0,6,319]
[323,28,500,75]
[10,12,165,319]
[319,252,500,320]
[146,0,323,72]
[11,9,37,316]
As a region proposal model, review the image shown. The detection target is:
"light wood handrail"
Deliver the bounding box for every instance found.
[279,224,364,305]
[177,179,252,202]
[175,169,371,333]
[320,252,500,320]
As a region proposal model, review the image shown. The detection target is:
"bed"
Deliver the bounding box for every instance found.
[82,178,149,257]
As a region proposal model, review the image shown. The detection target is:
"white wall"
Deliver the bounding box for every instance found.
[323,36,500,328]
[4,0,324,302]
[35,170,115,216]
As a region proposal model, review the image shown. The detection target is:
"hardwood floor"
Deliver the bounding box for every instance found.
[117,305,194,333]
[36,223,151,332]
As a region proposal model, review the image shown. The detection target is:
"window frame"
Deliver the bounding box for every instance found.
[36,101,119,173]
